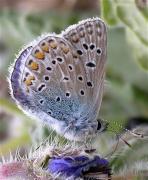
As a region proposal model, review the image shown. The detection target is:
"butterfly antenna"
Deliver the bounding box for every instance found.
[119,127,148,148]
[104,131,133,159]
[119,136,132,148]
[124,128,145,138]
[104,124,148,158]
[103,122,135,158]
[105,119,147,152]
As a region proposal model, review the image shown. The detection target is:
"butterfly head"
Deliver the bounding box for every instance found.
[96,118,108,134]
[56,117,108,141]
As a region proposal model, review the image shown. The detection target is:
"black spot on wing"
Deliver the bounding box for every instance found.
[86,62,96,68]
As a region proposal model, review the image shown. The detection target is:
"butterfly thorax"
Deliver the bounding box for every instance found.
[62,117,98,141]
[47,111,98,141]
[61,111,98,141]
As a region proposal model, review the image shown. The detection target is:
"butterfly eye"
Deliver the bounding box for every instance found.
[97,119,108,132]
[97,121,102,130]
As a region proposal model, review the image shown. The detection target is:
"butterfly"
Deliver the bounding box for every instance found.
[9,17,107,141]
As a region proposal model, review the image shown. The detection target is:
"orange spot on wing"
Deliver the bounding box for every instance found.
[48,39,57,49]
[71,33,79,43]
[30,76,35,80]
[24,75,35,86]
[40,42,49,52]
[60,43,69,54]
[41,45,49,52]
[29,61,39,70]
[34,49,45,60]
[79,28,85,37]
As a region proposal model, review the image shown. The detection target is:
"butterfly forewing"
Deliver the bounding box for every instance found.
[62,18,107,117]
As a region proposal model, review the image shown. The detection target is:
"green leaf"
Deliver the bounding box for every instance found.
[126,28,148,71]
[0,132,31,156]
[0,98,23,117]
[101,0,119,25]
[135,0,148,19]
[116,1,148,46]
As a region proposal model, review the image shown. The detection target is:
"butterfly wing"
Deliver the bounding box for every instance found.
[9,18,106,140]
[62,17,107,120]
[10,36,81,121]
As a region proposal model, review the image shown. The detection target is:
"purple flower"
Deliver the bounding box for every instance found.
[48,155,110,178]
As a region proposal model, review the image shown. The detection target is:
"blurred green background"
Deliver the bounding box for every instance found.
[0,0,148,179]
